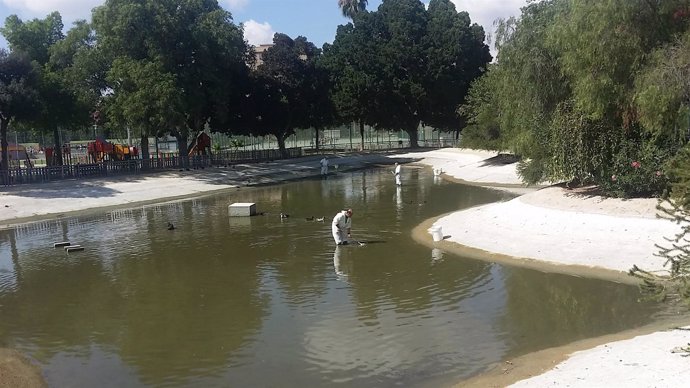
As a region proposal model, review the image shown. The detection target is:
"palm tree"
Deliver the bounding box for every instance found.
[338,0,368,19]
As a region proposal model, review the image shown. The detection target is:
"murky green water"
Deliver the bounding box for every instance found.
[0,167,660,387]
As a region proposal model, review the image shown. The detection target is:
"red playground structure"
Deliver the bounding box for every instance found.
[87,138,139,162]
[188,132,212,156]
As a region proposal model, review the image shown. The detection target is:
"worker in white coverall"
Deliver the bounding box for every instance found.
[332,208,353,245]
[320,157,329,175]
[394,163,402,186]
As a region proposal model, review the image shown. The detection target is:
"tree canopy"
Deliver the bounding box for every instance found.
[325,0,491,148]
[461,0,690,197]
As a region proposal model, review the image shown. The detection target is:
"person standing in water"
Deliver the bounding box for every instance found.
[332,208,353,245]
[320,156,329,176]
[394,162,402,186]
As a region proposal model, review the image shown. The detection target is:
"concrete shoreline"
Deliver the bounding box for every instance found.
[2,148,689,387]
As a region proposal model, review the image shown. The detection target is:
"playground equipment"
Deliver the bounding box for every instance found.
[188,132,212,156]
[87,138,139,162]
[45,143,72,166]
[5,143,33,168]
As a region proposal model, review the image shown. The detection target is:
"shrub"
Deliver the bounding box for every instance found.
[598,139,670,198]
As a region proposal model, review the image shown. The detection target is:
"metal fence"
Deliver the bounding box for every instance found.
[1,147,302,187]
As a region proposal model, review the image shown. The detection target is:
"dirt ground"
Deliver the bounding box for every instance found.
[0,348,45,388]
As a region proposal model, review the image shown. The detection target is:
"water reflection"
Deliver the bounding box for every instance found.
[0,168,661,387]
[333,246,349,282]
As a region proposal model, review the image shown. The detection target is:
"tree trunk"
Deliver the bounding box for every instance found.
[359,121,365,151]
[276,133,288,159]
[406,124,419,148]
[140,134,149,160]
[315,127,320,152]
[52,125,63,166]
[0,116,9,172]
[176,133,189,169]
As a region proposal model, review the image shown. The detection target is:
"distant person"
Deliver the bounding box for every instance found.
[320,156,329,175]
[332,208,353,245]
[394,162,402,186]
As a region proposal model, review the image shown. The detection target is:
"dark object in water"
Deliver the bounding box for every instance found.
[167,222,176,230]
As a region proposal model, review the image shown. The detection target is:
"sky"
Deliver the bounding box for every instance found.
[0,0,529,55]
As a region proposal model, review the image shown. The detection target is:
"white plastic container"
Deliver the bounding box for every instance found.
[429,226,443,242]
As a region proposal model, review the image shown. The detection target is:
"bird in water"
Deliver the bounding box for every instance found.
[316,217,325,222]
[305,216,314,221]
[167,222,176,230]
[280,213,290,219]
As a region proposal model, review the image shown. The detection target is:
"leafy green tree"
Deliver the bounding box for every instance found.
[635,30,690,144]
[308,58,337,151]
[328,0,491,148]
[373,0,429,148]
[458,66,503,150]
[1,12,90,166]
[92,0,250,167]
[49,20,109,115]
[338,0,368,19]
[252,33,322,157]
[0,50,39,173]
[322,13,382,149]
[105,58,184,160]
[422,0,491,140]
[1,12,64,65]
[462,0,690,192]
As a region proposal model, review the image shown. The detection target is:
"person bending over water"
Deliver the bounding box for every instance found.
[331,208,353,245]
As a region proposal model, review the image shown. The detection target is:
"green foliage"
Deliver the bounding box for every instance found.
[459,66,504,151]
[598,139,671,198]
[92,0,250,166]
[635,29,690,144]
[629,198,690,304]
[664,145,690,209]
[1,12,64,65]
[325,0,491,148]
[422,0,491,134]
[0,49,40,171]
[104,58,183,138]
[338,0,368,19]
[465,0,690,196]
[249,33,324,156]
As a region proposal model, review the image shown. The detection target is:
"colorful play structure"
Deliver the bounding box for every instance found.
[188,132,212,156]
[87,138,139,163]
[5,143,33,168]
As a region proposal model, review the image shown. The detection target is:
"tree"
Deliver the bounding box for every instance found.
[338,0,368,19]
[1,12,89,166]
[92,0,251,167]
[422,0,491,140]
[105,58,184,161]
[372,0,429,148]
[0,50,39,173]
[1,12,64,65]
[327,0,492,149]
[322,15,382,150]
[462,0,690,192]
[252,33,322,157]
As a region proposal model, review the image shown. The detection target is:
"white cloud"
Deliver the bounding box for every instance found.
[242,19,275,46]
[2,0,102,20]
[450,0,528,54]
[221,0,249,12]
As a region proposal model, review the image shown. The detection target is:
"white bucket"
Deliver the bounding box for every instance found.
[429,226,443,242]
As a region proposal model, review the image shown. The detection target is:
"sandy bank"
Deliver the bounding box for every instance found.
[404,149,690,387]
